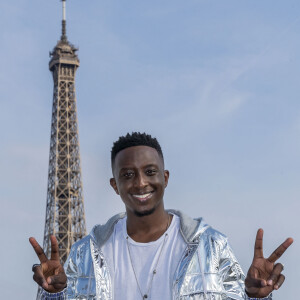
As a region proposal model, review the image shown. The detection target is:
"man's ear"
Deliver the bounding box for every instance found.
[164,170,169,188]
[110,178,119,195]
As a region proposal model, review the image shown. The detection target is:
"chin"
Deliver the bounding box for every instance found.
[133,207,156,217]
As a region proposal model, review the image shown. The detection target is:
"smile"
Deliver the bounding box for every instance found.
[132,192,153,202]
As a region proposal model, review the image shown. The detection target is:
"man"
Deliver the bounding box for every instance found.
[30,132,293,299]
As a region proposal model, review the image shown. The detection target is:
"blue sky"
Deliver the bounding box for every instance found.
[0,0,299,298]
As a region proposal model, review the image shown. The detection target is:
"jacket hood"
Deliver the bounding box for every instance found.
[167,209,210,243]
[91,209,210,248]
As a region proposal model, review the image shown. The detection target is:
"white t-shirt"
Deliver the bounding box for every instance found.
[102,214,186,300]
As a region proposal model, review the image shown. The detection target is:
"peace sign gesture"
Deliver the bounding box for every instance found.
[29,235,67,293]
[245,229,293,298]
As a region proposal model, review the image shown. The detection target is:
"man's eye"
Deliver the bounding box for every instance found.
[122,172,134,178]
[146,169,157,175]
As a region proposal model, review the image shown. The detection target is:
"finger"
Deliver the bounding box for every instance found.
[32,264,41,272]
[50,235,60,261]
[253,228,264,259]
[29,237,48,263]
[47,283,67,291]
[245,277,267,289]
[267,263,284,286]
[32,265,49,290]
[274,274,285,290]
[47,272,67,288]
[267,237,294,263]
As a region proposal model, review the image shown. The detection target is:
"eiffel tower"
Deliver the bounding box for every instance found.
[42,0,86,264]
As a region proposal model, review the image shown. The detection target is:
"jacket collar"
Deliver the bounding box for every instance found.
[91,210,210,248]
[167,209,210,243]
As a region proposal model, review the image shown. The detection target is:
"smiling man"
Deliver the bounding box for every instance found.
[30,132,293,300]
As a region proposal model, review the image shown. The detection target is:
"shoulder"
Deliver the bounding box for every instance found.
[69,212,127,253]
[169,209,228,245]
[203,224,227,240]
[91,212,126,247]
[201,225,229,249]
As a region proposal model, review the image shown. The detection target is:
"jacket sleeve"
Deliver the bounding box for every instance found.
[64,243,78,299]
[64,237,96,299]
[219,238,272,300]
[38,288,67,300]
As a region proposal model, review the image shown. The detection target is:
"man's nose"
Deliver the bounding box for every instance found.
[134,172,148,188]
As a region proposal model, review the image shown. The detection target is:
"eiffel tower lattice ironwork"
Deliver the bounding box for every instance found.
[42,0,86,264]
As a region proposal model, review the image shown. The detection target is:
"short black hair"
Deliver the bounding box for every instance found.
[111,132,163,166]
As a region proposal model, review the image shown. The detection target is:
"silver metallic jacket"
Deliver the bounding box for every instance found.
[40,210,272,300]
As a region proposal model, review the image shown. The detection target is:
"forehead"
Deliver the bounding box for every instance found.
[113,146,163,170]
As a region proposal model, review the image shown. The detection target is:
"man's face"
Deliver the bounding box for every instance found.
[110,146,169,217]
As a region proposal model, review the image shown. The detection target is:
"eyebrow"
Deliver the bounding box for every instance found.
[119,164,159,172]
[143,164,159,169]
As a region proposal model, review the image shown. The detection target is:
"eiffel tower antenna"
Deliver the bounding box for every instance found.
[61,0,67,41]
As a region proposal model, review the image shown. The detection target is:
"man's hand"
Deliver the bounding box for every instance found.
[29,235,67,293]
[245,229,293,298]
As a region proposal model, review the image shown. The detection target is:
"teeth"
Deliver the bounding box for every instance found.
[132,193,152,200]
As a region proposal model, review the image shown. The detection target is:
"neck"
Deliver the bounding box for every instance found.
[126,206,171,243]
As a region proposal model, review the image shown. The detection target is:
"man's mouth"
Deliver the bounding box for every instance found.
[132,192,153,202]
